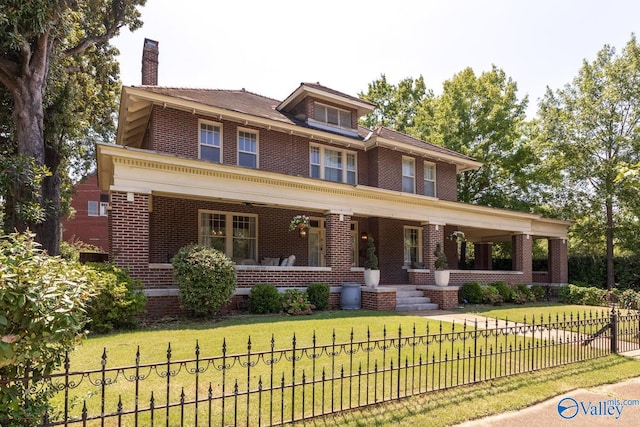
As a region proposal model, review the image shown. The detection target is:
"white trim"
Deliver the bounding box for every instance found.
[403,225,423,267]
[198,119,223,163]
[237,127,259,168]
[198,210,259,261]
[402,156,416,194]
[310,143,358,184]
[423,161,436,197]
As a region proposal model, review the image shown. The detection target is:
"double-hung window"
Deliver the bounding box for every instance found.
[423,162,436,197]
[199,210,257,261]
[199,120,222,163]
[404,226,422,267]
[238,129,258,168]
[309,144,357,184]
[87,201,99,217]
[402,157,416,193]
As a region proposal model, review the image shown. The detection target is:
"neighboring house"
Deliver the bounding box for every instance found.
[61,174,109,252]
[96,39,570,316]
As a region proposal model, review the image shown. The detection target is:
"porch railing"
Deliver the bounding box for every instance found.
[4,309,639,426]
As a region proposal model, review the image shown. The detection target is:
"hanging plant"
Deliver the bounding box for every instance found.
[289,215,310,231]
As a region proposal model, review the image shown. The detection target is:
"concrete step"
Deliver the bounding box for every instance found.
[396,296,431,305]
[396,302,439,311]
[396,290,424,298]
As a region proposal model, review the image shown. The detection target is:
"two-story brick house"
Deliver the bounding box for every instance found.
[96,39,570,316]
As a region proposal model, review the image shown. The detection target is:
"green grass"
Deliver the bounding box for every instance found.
[46,308,639,425]
[469,303,612,324]
[317,354,640,426]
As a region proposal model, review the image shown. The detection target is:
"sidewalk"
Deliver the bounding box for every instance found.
[417,311,640,426]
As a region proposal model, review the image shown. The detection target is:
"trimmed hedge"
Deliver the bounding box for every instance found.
[249,284,280,314]
[307,282,330,310]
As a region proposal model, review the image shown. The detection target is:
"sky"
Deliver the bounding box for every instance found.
[113,0,640,116]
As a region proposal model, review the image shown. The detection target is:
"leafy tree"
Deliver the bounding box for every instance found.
[359,74,431,133]
[0,0,145,255]
[537,36,640,289]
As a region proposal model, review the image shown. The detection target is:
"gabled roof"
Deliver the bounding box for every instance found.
[116,84,482,173]
[277,82,376,117]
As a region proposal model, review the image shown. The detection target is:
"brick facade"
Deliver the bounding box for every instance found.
[62,174,109,251]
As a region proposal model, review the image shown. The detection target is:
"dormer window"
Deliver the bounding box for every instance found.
[314,103,352,129]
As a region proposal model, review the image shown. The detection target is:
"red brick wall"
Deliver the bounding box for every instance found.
[422,287,459,310]
[62,174,109,251]
[110,191,150,278]
[361,288,396,311]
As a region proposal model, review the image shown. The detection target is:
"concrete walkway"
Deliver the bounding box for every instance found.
[415,311,640,426]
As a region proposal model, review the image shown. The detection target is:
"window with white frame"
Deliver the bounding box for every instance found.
[402,157,415,193]
[199,120,222,163]
[87,201,99,216]
[309,144,357,184]
[99,202,109,217]
[313,103,352,129]
[237,129,258,168]
[199,210,257,261]
[423,162,436,197]
[404,226,422,267]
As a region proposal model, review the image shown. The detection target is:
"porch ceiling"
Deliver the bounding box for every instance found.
[97,144,571,239]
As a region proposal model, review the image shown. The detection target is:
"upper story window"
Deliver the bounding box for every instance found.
[238,129,258,168]
[88,201,108,217]
[313,103,352,129]
[424,162,436,197]
[310,144,357,184]
[199,120,222,163]
[402,157,415,193]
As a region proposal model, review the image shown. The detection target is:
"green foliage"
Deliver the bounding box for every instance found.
[0,232,96,425]
[490,281,514,302]
[481,285,504,305]
[172,245,237,316]
[530,285,546,301]
[537,36,640,287]
[461,281,484,304]
[83,263,146,333]
[516,284,536,303]
[59,239,103,262]
[433,243,448,270]
[280,289,314,315]
[364,237,379,270]
[619,289,640,310]
[307,282,330,310]
[558,284,608,306]
[249,284,280,314]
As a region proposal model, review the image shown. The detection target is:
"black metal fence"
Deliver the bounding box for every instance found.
[6,309,640,426]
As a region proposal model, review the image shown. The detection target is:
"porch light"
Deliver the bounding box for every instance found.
[361,232,368,241]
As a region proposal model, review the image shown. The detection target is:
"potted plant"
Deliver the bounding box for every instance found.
[363,237,380,288]
[433,242,450,286]
[289,215,310,237]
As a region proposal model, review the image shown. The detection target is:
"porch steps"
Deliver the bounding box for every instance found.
[392,285,439,311]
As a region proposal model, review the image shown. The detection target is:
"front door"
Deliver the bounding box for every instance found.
[308,218,325,267]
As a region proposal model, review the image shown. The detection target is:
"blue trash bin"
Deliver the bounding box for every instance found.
[340,282,361,310]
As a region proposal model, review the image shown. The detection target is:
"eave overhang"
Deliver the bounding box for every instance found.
[277,84,376,117]
[97,143,570,239]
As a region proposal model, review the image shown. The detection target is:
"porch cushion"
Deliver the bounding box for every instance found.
[261,257,280,266]
[287,254,296,266]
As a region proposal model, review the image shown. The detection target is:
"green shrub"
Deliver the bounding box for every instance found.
[0,232,97,425]
[582,286,607,306]
[620,289,640,310]
[84,263,146,333]
[59,239,102,262]
[531,285,546,301]
[280,289,314,315]
[490,281,514,303]
[249,283,280,314]
[461,282,483,304]
[511,289,528,304]
[481,285,504,305]
[516,284,536,303]
[307,282,330,310]
[172,245,237,316]
[558,284,606,306]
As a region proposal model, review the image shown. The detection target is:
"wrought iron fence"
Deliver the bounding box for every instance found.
[4,309,640,426]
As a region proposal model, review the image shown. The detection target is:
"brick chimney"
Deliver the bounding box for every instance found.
[141,38,159,85]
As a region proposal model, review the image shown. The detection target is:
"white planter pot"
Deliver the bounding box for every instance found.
[364,269,380,288]
[434,270,450,287]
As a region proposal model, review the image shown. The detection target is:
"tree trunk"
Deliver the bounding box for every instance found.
[605,198,615,290]
[9,54,60,255]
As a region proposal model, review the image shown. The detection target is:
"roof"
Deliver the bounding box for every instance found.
[116,84,481,172]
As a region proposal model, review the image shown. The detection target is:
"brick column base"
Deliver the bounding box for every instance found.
[361,288,396,311]
[419,286,460,310]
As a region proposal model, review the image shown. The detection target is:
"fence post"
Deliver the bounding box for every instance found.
[610,308,618,354]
